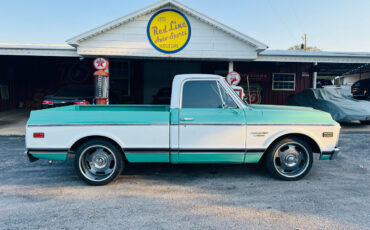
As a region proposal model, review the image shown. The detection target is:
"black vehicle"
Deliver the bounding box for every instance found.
[42,85,94,108]
[352,78,370,100]
[316,79,333,88]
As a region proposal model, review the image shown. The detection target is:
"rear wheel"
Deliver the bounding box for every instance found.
[75,139,124,185]
[265,137,313,181]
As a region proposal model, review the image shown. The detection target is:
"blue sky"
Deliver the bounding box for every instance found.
[1,0,369,52]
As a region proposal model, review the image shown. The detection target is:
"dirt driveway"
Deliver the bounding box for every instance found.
[0,133,369,230]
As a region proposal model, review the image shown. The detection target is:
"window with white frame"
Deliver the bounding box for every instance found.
[272,73,296,91]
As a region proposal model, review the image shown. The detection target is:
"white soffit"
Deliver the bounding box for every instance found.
[0,43,78,57]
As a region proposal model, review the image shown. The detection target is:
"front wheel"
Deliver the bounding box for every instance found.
[75,139,124,185]
[265,137,313,181]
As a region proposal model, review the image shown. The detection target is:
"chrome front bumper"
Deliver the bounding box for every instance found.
[320,147,340,160]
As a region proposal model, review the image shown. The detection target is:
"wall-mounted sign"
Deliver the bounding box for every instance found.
[244,90,261,104]
[226,72,241,86]
[93,57,109,70]
[240,72,270,82]
[231,86,245,99]
[147,9,191,54]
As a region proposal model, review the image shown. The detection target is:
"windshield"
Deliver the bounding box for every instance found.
[54,85,94,97]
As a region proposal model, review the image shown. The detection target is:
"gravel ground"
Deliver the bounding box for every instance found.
[0,133,369,230]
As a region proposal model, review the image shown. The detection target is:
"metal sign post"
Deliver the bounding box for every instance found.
[226,71,245,100]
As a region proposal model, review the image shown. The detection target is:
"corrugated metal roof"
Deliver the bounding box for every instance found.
[260,50,370,58]
[257,50,370,64]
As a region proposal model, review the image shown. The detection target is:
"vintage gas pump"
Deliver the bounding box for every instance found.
[226,71,245,100]
[93,58,109,104]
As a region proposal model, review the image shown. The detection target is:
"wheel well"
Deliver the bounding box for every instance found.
[69,136,126,160]
[265,133,321,154]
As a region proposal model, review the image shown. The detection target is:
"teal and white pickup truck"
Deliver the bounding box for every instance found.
[26,74,340,185]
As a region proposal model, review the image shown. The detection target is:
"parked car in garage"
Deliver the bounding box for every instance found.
[286,88,370,124]
[316,79,333,88]
[322,84,352,97]
[42,85,94,108]
[351,78,370,100]
[152,87,171,104]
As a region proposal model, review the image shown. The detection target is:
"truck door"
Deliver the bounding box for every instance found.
[178,79,246,163]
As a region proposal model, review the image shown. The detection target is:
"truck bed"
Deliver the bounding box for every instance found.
[27,105,170,126]
[52,104,170,112]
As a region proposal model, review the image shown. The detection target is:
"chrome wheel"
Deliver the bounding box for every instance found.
[273,142,309,178]
[79,145,117,182]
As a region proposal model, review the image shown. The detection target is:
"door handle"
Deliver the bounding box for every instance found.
[181,117,194,121]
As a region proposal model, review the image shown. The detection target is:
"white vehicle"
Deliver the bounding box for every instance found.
[26,74,340,185]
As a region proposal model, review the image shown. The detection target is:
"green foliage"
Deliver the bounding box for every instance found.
[289,44,321,51]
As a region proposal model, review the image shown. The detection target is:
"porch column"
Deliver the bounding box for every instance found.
[313,62,318,89]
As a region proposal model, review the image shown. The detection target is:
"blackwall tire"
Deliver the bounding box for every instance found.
[265,137,313,181]
[74,139,124,186]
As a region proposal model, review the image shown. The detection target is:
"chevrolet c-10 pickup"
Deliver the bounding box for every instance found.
[26,74,340,185]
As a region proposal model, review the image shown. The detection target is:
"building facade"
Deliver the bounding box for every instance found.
[1,0,370,111]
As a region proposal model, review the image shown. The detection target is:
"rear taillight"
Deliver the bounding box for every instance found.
[74,100,90,105]
[42,100,54,105]
[33,132,44,138]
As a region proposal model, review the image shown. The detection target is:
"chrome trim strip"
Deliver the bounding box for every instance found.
[246,149,266,153]
[179,152,245,155]
[123,148,265,154]
[173,123,335,126]
[28,123,336,127]
[29,151,67,154]
[27,123,169,127]
[176,149,246,152]
[246,123,336,126]
[27,148,68,152]
[178,123,244,126]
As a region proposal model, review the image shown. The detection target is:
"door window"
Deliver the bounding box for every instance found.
[182,81,222,108]
[218,83,238,108]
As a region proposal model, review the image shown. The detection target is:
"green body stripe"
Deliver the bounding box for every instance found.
[244,154,263,163]
[125,153,169,163]
[32,153,68,161]
[177,154,245,163]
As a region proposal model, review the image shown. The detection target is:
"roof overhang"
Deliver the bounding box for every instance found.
[0,43,78,57]
[256,50,370,64]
